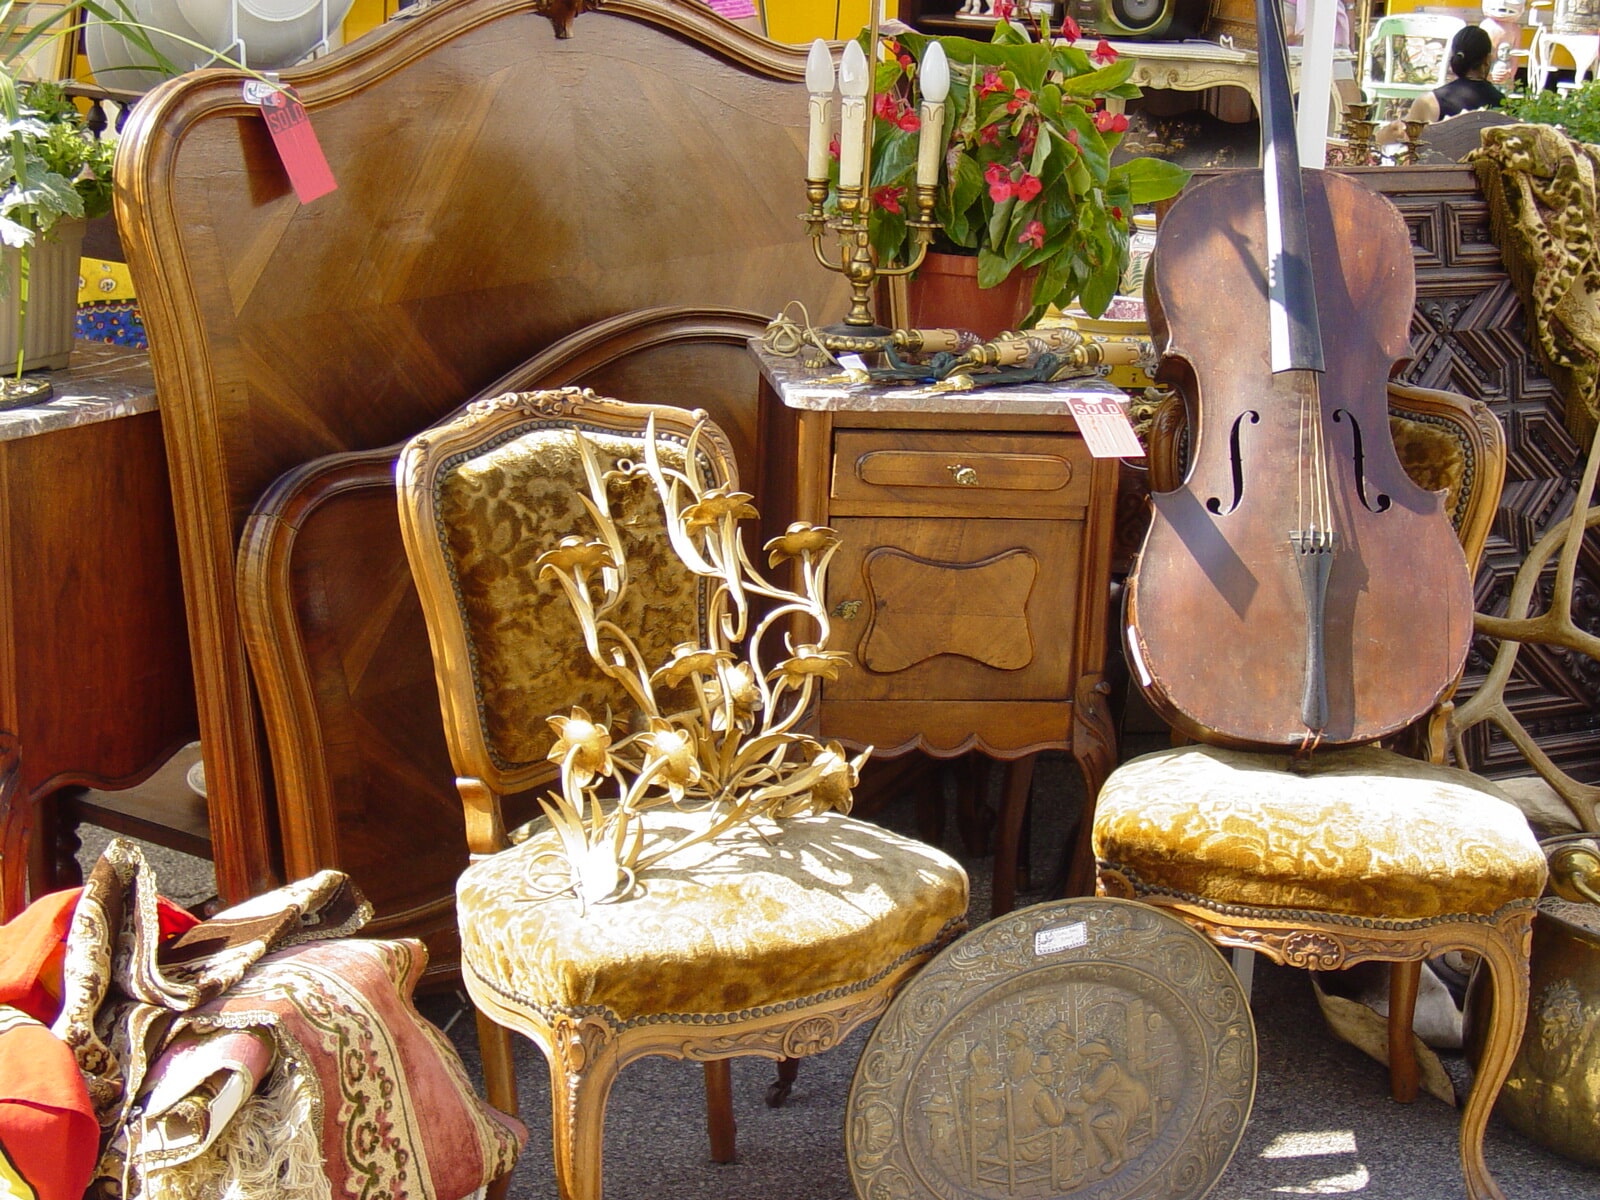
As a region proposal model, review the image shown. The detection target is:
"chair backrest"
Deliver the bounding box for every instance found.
[396,388,737,842]
[1367,13,1466,101]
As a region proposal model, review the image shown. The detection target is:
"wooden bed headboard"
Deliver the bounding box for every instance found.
[116,0,845,906]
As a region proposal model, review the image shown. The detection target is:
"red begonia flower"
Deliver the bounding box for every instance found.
[1091,38,1119,65]
[873,186,905,215]
[1019,219,1046,249]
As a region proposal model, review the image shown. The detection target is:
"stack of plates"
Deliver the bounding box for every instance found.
[87,0,356,90]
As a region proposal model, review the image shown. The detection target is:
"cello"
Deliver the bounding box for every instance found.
[1124,0,1475,750]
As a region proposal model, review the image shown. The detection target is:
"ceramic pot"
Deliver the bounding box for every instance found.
[0,220,86,373]
[904,251,1037,341]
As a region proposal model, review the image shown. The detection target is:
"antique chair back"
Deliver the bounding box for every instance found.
[395,388,968,1200]
[236,307,772,980]
[1105,380,1547,1200]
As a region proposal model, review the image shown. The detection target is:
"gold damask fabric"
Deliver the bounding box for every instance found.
[437,426,701,772]
[1472,124,1600,445]
[457,809,968,1024]
[1388,413,1469,530]
[1093,745,1547,921]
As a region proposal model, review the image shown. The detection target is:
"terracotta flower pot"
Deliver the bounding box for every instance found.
[904,251,1038,341]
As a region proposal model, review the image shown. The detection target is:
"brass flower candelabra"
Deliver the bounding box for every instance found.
[529,416,869,906]
[801,30,948,347]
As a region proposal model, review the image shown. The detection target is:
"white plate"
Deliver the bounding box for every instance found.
[85,0,219,94]
[173,0,355,69]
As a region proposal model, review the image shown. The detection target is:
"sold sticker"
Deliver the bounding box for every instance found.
[244,80,337,205]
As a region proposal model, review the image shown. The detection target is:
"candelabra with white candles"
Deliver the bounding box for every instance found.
[801,33,949,347]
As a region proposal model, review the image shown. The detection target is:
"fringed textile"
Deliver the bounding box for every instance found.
[1472,124,1600,446]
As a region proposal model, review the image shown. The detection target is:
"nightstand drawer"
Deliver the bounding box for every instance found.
[830,430,1090,518]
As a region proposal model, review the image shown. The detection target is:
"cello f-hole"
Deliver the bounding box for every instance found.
[1332,408,1392,514]
[1206,410,1261,516]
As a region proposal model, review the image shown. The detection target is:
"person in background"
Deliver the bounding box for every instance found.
[1376,25,1503,145]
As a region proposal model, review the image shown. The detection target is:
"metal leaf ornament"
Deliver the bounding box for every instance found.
[528,417,869,907]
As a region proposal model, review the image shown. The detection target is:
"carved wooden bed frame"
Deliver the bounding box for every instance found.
[115,0,844,953]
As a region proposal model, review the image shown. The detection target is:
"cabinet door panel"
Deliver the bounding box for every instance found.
[824,518,1082,701]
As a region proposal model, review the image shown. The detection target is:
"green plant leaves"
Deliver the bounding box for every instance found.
[832,21,1187,323]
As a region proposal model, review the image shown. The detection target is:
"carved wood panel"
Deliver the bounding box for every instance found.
[1360,166,1600,783]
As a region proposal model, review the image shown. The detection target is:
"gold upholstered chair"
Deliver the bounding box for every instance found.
[1101,383,1548,1200]
[395,387,968,1200]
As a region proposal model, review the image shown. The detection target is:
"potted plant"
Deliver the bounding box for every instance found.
[0,71,114,392]
[829,9,1188,328]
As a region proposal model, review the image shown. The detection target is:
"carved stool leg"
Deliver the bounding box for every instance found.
[1456,927,1530,1200]
[704,1060,736,1162]
[1387,960,1422,1103]
[547,1024,621,1200]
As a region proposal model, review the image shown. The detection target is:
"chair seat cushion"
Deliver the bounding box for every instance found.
[1093,744,1547,921]
[457,811,968,1025]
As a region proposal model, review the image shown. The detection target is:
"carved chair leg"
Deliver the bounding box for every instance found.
[1457,930,1530,1200]
[766,1056,800,1107]
[477,1009,519,1117]
[475,1011,518,1200]
[1387,960,1422,1103]
[704,1059,736,1163]
[547,1027,621,1200]
[991,753,1037,918]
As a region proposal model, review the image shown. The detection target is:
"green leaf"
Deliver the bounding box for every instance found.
[985,192,1014,252]
[1056,59,1136,97]
[1112,156,1189,204]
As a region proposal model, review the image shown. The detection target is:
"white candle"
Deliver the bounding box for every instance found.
[838,40,869,192]
[805,39,835,182]
[917,42,949,189]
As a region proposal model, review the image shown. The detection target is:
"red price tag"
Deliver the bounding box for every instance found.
[247,82,336,205]
[1065,391,1145,459]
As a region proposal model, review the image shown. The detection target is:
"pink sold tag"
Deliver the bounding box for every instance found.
[244,80,337,205]
[1065,391,1145,459]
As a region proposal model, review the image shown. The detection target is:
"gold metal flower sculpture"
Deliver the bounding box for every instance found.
[530,417,869,906]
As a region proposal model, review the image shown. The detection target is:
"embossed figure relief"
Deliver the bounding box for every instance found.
[927,1001,1166,1195]
[848,899,1256,1200]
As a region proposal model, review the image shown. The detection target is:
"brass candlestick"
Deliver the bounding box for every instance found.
[803,177,939,343]
[799,14,947,351]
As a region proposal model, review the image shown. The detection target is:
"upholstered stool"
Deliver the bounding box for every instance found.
[1095,744,1546,920]
[1094,742,1547,1200]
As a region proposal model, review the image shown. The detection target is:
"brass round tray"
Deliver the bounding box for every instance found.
[847,898,1256,1200]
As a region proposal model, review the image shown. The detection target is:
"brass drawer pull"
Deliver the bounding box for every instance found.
[947,463,979,487]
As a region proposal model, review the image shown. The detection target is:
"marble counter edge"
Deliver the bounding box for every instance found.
[0,342,156,443]
[751,341,1128,417]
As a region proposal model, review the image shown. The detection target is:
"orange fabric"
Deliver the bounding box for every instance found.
[0,888,198,1200]
[0,888,200,1024]
[0,1019,96,1200]
[0,889,80,1023]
